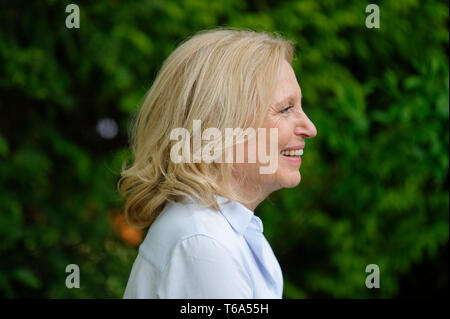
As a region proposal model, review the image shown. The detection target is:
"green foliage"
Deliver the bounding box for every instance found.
[0,0,448,298]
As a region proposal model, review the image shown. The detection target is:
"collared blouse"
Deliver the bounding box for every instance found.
[123,196,283,298]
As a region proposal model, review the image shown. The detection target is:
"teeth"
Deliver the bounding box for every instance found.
[281,149,303,156]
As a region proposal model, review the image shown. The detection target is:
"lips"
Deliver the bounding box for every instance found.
[280,145,305,156]
[280,149,303,156]
[281,145,305,151]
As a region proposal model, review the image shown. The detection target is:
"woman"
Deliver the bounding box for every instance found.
[119,28,317,298]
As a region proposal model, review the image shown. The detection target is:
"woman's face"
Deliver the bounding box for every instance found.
[235,60,317,205]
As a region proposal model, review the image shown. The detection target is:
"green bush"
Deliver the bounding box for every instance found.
[0,0,448,298]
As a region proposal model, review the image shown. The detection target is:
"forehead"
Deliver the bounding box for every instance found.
[271,60,302,104]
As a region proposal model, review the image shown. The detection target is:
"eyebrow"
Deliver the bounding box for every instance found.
[274,93,302,106]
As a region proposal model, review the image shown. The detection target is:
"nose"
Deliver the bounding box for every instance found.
[293,111,317,138]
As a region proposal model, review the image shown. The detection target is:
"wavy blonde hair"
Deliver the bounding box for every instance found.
[118,27,295,229]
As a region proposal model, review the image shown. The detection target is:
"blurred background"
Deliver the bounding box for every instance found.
[0,0,448,298]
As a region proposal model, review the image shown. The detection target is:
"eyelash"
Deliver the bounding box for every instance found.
[280,105,294,113]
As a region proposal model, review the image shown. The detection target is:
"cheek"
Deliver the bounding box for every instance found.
[275,120,293,147]
[260,117,288,146]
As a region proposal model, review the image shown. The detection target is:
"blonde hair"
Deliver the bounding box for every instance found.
[118,27,295,229]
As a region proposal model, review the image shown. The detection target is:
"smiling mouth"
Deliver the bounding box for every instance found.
[280,149,303,157]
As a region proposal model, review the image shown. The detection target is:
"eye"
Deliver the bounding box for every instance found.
[280,105,294,113]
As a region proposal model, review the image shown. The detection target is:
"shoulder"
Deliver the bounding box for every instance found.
[156,233,253,298]
[138,199,237,271]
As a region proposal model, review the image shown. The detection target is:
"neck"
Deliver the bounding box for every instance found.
[229,177,272,212]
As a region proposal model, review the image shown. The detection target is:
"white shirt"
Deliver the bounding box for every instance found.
[123,196,283,298]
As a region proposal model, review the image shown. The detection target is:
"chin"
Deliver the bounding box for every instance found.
[279,172,301,188]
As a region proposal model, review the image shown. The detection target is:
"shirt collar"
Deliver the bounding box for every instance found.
[216,195,263,234]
